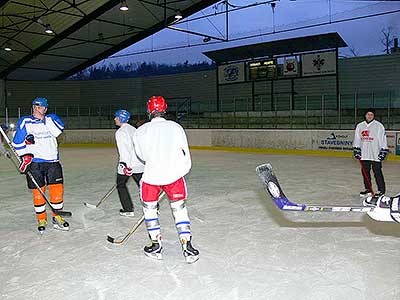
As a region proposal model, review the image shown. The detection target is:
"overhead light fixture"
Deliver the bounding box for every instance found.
[120,0,129,11]
[175,11,183,20]
[44,24,54,34]
[4,46,12,51]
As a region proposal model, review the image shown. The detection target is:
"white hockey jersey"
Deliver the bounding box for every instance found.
[115,123,144,174]
[12,114,64,162]
[353,119,388,161]
[133,117,191,185]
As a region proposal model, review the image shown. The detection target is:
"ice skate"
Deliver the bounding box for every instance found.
[181,237,199,264]
[37,219,47,234]
[119,209,135,217]
[144,235,163,260]
[363,195,378,207]
[360,189,372,198]
[52,215,70,231]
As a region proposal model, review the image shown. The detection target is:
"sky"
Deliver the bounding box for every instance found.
[96,0,400,67]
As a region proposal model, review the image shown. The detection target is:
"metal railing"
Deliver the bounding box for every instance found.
[181,92,400,130]
[1,97,193,129]
[1,93,400,130]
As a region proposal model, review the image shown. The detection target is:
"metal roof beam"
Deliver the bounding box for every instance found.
[7,48,89,60]
[0,0,121,79]
[2,26,116,47]
[0,1,10,10]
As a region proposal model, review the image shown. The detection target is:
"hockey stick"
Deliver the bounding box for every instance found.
[106,191,166,245]
[84,184,117,209]
[0,126,72,217]
[359,160,374,195]
[256,163,374,213]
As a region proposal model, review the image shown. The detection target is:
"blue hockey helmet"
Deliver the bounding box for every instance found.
[115,109,131,123]
[32,97,48,108]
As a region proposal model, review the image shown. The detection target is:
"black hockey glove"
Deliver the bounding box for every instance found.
[378,148,389,161]
[19,153,33,173]
[25,134,35,145]
[353,147,361,160]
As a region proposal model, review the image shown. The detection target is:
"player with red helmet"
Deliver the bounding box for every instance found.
[133,95,199,263]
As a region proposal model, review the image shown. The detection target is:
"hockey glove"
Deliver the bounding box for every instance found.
[118,162,133,176]
[353,147,361,160]
[378,148,389,161]
[19,153,33,173]
[25,134,35,145]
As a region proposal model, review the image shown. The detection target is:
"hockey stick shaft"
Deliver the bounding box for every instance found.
[107,215,144,244]
[84,184,117,208]
[107,191,166,244]
[359,160,374,195]
[0,126,72,217]
[301,204,373,213]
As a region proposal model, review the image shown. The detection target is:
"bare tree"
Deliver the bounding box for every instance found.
[347,44,359,57]
[380,26,395,54]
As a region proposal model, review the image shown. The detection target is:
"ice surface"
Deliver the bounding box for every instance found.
[0,148,399,300]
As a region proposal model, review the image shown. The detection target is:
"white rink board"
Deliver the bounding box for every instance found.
[59,129,400,155]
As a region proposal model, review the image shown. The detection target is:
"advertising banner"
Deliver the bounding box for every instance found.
[301,51,336,77]
[218,62,246,84]
[283,58,298,76]
[313,131,353,151]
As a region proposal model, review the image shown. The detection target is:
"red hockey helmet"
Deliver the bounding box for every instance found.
[147,96,167,114]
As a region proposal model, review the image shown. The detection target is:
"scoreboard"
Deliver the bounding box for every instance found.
[248,59,277,80]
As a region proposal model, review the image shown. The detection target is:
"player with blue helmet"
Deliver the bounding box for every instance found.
[114,109,131,123]
[12,97,69,233]
[32,97,48,108]
[114,109,144,217]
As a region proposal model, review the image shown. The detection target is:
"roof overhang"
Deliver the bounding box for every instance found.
[203,32,347,64]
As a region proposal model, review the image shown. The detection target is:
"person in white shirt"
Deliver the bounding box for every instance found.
[12,97,69,233]
[353,108,388,200]
[133,96,199,264]
[114,109,144,217]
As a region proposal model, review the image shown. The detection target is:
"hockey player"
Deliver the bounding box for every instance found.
[365,193,400,223]
[133,95,199,263]
[114,109,144,217]
[12,97,69,233]
[353,107,388,199]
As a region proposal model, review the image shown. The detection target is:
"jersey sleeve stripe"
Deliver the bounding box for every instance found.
[52,120,64,131]
[13,145,26,150]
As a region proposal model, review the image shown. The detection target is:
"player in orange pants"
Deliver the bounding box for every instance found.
[12,97,69,233]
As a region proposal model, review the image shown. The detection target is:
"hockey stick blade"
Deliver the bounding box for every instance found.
[256,163,374,213]
[84,184,117,209]
[106,191,166,245]
[84,202,98,209]
[106,215,144,245]
[106,235,116,243]
[55,210,72,217]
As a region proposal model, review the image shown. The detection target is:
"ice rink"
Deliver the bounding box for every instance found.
[0,147,399,300]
